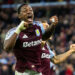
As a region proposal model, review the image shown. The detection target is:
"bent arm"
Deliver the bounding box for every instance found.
[4,33,18,52]
[42,23,56,40]
[51,50,73,64]
[4,21,27,52]
[42,16,58,40]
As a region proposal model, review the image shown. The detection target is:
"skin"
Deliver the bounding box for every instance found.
[51,48,75,64]
[4,5,34,51]
[18,5,34,25]
[42,16,58,40]
[42,21,75,64]
[4,5,58,52]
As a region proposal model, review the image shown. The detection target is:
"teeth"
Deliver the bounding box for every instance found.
[28,15,32,18]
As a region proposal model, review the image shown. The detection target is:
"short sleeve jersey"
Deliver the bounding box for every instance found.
[5,21,45,73]
[41,43,55,75]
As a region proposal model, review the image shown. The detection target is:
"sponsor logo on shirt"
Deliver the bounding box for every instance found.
[23,39,42,47]
[41,53,50,59]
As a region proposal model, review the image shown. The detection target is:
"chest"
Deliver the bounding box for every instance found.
[19,25,42,41]
[16,25,42,48]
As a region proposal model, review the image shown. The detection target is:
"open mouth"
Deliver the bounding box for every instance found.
[27,15,32,19]
[27,15,33,22]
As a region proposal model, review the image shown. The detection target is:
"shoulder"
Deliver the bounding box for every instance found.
[33,21,43,26]
[6,27,16,36]
[5,27,17,40]
[8,27,16,33]
[33,21,45,34]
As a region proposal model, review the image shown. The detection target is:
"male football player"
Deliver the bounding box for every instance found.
[41,21,75,75]
[4,4,58,75]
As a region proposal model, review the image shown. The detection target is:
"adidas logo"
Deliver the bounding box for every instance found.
[22,34,28,38]
[42,47,46,50]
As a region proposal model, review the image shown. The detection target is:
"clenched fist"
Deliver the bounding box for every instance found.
[15,21,28,34]
[70,44,75,53]
[70,44,75,50]
[50,16,58,26]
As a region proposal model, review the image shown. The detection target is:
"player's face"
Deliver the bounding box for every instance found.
[19,5,34,24]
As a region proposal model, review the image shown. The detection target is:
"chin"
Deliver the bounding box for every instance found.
[28,21,33,24]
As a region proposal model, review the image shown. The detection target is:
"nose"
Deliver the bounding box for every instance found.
[27,10,30,13]
[27,12,32,15]
[27,10,33,14]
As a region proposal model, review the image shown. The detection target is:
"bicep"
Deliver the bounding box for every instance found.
[4,39,9,47]
[4,29,14,45]
[5,28,16,40]
[4,28,17,50]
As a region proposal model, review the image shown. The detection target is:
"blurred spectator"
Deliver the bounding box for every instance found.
[0,3,75,75]
[6,52,16,65]
[0,0,72,4]
[1,64,9,75]
[12,64,15,75]
[0,53,8,65]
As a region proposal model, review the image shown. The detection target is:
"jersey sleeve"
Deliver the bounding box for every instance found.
[46,43,55,58]
[5,27,16,40]
[33,21,45,34]
[49,50,55,59]
[50,62,55,68]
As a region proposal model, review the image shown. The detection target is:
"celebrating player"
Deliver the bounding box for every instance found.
[41,21,75,75]
[4,4,58,75]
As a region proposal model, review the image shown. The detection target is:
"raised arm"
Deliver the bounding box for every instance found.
[51,44,75,64]
[42,16,58,40]
[4,21,28,52]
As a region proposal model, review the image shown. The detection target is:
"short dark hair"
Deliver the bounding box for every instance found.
[17,3,28,14]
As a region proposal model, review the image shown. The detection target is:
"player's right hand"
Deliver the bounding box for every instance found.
[15,21,28,34]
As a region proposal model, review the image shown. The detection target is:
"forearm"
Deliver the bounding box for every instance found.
[4,21,26,52]
[42,23,56,41]
[52,50,73,64]
[4,33,18,51]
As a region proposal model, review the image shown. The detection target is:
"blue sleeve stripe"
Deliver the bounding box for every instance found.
[33,21,45,34]
[39,23,45,34]
[46,43,55,58]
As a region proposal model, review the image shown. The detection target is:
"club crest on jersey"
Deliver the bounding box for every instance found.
[35,29,40,36]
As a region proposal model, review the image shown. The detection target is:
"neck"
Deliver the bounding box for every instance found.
[28,23,33,27]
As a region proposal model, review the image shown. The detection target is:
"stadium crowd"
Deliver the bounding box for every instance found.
[0,0,71,4]
[0,5,75,75]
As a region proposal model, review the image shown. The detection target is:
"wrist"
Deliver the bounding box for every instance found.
[15,28,21,34]
[15,21,26,34]
[69,49,75,53]
[52,23,56,26]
